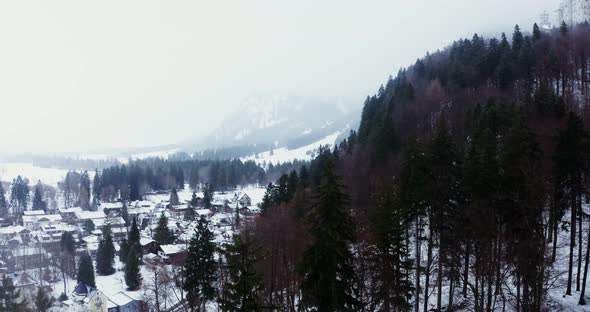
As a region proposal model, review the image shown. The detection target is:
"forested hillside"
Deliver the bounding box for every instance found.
[245,22,590,312]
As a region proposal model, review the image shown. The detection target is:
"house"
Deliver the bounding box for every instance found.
[0,226,31,245]
[100,202,124,217]
[23,210,45,216]
[140,237,158,254]
[59,207,83,224]
[68,283,109,312]
[106,291,144,312]
[23,214,62,230]
[158,244,187,265]
[238,193,252,208]
[13,246,45,271]
[195,209,213,218]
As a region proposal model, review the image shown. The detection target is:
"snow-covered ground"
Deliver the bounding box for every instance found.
[241,131,341,166]
[0,162,70,186]
[145,184,266,207]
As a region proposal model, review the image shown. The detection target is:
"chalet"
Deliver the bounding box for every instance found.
[58,207,83,224]
[23,214,62,230]
[67,283,109,312]
[238,193,252,208]
[23,210,45,216]
[13,246,45,271]
[158,244,187,265]
[140,237,158,254]
[106,291,144,312]
[195,209,213,218]
[0,226,31,245]
[100,202,124,217]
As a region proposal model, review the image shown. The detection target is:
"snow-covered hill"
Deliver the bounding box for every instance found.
[194,94,360,153]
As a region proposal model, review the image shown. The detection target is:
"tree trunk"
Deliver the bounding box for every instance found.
[578,193,583,292]
[580,220,590,305]
[516,273,521,312]
[566,192,576,296]
[437,244,443,312]
[415,213,421,312]
[424,225,433,312]
[552,214,559,263]
[463,243,470,298]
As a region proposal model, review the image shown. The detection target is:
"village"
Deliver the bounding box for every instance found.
[0,184,265,312]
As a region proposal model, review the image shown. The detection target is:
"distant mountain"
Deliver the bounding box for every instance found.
[191,94,361,154]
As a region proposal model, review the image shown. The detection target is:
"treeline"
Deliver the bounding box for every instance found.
[91,158,305,203]
[211,22,590,312]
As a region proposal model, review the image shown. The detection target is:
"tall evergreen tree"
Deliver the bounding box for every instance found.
[128,217,141,258]
[299,147,358,312]
[369,182,414,311]
[0,183,7,219]
[77,253,96,287]
[124,248,142,290]
[184,216,218,311]
[96,225,116,275]
[170,187,180,206]
[1,275,25,311]
[153,213,175,245]
[220,232,262,312]
[32,181,46,212]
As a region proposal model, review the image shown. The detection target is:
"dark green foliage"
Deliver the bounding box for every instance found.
[170,187,180,206]
[32,181,47,212]
[121,201,129,226]
[154,213,175,245]
[184,216,218,309]
[124,248,142,290]
[369,182,414,311]
[0,275,26,312]
[220,233,262,312]
[77,253,96,287]
[96,225,116,275]
[34,286,53,312]
[532,23,541,42]
[83,219,95,235]
[202,183,213,210]
[10,176,29,216]
[128,217,141,258]
[299,147,358,312]
[0,183,7,219]
[190,191,198,207]
[119,239,130,263]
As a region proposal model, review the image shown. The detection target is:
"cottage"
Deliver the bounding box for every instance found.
[68,283,109,312]
[58,207,83,224]
[140,237,158,254]
[107,291,144,312]
[158,244,187,265]
[100,202,124,217]
[238,193,252,208]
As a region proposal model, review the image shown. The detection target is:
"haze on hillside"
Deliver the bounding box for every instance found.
[0,0,554,153]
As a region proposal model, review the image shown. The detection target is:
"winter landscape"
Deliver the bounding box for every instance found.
[2,0,590,311]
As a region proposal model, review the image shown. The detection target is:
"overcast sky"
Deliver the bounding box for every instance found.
[0,0,556,153]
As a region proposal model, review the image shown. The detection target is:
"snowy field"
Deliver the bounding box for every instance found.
[0,162,70,186]
[241,131,341,166]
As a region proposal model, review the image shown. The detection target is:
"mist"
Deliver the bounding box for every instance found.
[0,0,556,153]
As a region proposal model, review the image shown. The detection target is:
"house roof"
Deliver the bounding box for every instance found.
[160,244,185,255]
[140,237,155,246]
[107,291,135,307]
[76,211,106,220]
[59,207,83,214]
[23,210,45,216]
[0,225,26,235]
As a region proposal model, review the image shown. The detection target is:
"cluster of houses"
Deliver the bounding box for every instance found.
[0,189,260,312]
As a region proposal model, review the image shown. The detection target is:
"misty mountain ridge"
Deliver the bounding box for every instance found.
[193,94,361,152]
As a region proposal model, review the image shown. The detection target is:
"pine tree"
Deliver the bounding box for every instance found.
[121,201,130,226]
[299,147,358,312]
[154,213,175,245]
[96,225,116,275]
[512,24,524,53]
[170,187,180,206]
[220,233,262,312]
[34,286,53,312]
[202,183,213,210]
[532,23,542,42]
[190,191,198,207]
[1,275,25,311]
[32,181,46,212]
[77,253,96,287]
[369,182,414,311]
[184,216,218,311]
[119,239,130,263]
[128,217,141,258]
[10,176,29,216]
[0,183,8,219]
[124,248,142,290]
[92,169,101,203]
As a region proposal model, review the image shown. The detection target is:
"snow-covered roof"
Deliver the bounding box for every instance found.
[195,209,213,216]
[140,237,155,246]
[92,217,124,228]
[159,244,186,255]
[59,207,83,214]
[100,202,124,210]
[23,214,62,223]
[76,211,106,220]
[23,210,45,216]
[0,225,27,235]
[107,291,135,307]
